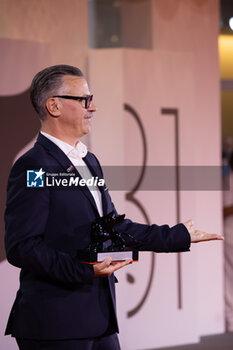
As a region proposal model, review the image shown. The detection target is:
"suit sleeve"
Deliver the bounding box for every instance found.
[4,157,94,285]
[86,152,190,253]
[113,219,191,252]
[94,165,190,252]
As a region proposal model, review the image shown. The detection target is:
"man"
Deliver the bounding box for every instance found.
[4,65,223,350]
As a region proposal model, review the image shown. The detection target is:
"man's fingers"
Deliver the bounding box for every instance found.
[191,230,224,243]
[93,257,133,277]
[208,234,224,241]
[94,257,112,272]
[196,231,224,241]
[184,220,224,243]
[183,219,194,233]
[101,257,112,267]
[110,259,133,272]
[184,219,194,226]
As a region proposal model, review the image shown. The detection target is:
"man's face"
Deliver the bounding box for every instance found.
[57,75,96,140]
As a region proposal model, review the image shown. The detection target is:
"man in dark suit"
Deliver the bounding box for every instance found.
[4,65,223,350]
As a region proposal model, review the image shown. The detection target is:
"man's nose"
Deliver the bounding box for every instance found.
[88,101,97,112]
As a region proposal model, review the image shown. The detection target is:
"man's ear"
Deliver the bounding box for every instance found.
[46,97,62,117]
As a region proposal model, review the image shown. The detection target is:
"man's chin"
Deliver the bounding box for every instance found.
[81,127,91,136]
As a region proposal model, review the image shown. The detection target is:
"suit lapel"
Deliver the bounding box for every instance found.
[84,154,108,215]
[36,133,99,215]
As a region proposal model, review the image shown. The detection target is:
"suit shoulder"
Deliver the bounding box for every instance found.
[9,142,49,175]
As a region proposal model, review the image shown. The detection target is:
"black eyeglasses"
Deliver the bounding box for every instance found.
[53,95,93,109]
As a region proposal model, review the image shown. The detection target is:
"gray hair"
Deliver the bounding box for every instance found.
[30,64,84,119]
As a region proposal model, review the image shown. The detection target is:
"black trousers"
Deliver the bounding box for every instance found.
[16,334,121,350]
[16,334,120,350]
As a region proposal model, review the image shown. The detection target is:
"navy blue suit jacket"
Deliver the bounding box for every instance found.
[4,133,190,340]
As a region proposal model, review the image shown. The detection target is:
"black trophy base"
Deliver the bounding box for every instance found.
[78,250,138,264]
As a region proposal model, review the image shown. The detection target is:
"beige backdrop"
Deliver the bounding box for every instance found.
[0,1,223,349]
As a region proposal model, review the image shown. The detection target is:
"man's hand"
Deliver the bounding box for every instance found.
[183,219,224,243]
[93,257,133,277]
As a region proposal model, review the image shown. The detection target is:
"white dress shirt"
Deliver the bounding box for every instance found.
[40,131,103,216]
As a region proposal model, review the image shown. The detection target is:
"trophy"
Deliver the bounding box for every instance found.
[77,211,138,264]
